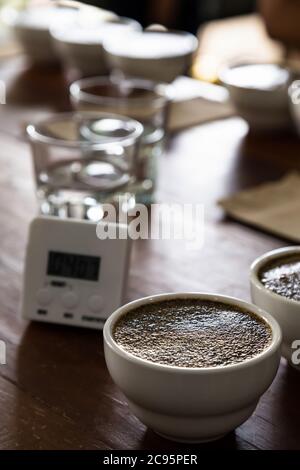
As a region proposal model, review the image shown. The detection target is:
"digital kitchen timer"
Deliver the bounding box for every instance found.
[22,216,130,329]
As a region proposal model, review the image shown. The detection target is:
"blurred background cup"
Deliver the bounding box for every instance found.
[219,62,292,132]
[50,15,141,77]
[0,3,76,65]
[103,28,198,83]
[70,76,172,204]
[27,112,143,220]
[1,1,139,71]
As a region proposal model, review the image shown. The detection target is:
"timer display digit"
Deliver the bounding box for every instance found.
[47,251,100,281]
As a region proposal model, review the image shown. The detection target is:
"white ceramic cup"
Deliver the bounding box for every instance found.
[51,17,141,77]
[103,292,281,443]
[251,247,300,371]
[103,30,198,83]
[1,5,76,65]
[219,63,291,132]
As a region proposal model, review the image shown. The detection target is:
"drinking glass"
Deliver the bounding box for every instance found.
[27,112,143,220]
[70,76,171,204]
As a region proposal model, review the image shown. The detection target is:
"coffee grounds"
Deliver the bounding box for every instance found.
[113,299,272,368]
[260,255,300,301]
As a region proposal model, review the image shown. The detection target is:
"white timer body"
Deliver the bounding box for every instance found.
[22,216,131,329]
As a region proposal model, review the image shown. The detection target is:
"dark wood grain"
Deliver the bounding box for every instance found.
[0,57,299,450]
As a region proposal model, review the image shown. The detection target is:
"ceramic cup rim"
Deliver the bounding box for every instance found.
[103,28,198,61]
[103,292,282,374]
[250,246,300,308]
[219,61,291,93]
[50,16,141,45]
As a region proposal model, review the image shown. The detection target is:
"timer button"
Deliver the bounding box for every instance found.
[37,288,52,306]
[88,295,103,313]
[62,292,79,309]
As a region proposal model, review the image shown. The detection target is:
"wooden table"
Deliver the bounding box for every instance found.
[0,58,300,451]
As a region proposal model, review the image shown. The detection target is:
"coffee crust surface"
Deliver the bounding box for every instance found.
[260,255,300,301]
[113,299,272,368]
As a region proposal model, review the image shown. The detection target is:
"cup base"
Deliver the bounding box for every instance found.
[128,399,257,444]
[155,431,228,444]
[37,190,136,221]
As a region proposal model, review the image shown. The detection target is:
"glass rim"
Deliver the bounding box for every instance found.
[69,76,173,108]
[26,111,144,149]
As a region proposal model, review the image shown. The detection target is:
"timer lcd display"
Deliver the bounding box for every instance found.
[47,251,100,281]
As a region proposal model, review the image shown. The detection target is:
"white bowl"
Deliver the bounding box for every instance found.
[103,292,281,443]
[220,63,292,131]
[103,30,198,83]
[1,5,76,64]
[251,247,300,371]
[51,17,141,77]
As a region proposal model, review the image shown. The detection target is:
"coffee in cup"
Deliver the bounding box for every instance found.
[259,255,300,301]
[113,298,272,368]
